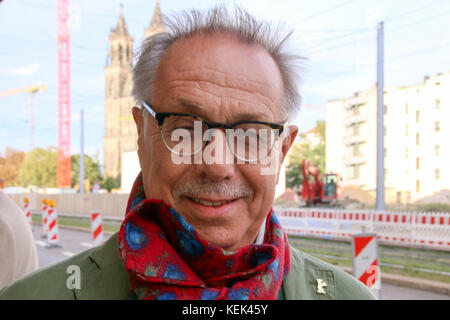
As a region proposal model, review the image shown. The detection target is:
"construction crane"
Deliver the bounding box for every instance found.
[57,0,72,188]
[0,83,47,150]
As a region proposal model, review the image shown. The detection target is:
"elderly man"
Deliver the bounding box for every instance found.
[0,6,375,300]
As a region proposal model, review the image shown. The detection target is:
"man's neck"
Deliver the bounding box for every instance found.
[254,217,267,244]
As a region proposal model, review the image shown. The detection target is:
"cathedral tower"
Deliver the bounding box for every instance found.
[103,3,166,179]
[103,6,136,178]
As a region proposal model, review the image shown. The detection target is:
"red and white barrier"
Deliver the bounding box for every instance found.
[41,198,49,236]
[352,233,381,299]
[46,200,59,246]
[23,197,32,227]
[277,207,450,251]
[91,212,103,246]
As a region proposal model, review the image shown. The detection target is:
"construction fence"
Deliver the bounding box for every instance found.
[6,193,450,251]
[7,193,129,218]
[276,207,450,251]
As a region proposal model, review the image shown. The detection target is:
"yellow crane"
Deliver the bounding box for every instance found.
[0,83,46,150]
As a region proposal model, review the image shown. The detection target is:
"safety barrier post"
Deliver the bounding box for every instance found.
[352,233,381,299]
[46,200,60,248]
[91,212,104,246]
[41,198,48,239]
[23,197,32,228]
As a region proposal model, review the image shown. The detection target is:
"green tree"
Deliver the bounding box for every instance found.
[286,120,325,190]
[71,154,101,187]
[18,147,57,187]
[100,174,121,192]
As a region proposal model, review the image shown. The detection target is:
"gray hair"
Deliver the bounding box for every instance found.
[132,5,305,121]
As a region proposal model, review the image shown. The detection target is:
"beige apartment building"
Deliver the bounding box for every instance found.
[326,72,449,203]
[103,2,165,178]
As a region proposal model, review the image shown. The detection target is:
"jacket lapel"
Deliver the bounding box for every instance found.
[74,233,131,300]
[281,246,336,300]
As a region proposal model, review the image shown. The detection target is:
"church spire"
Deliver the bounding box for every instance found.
[107,5,134,68]
[150,0,163,28]
[144,0,166,39]
[111,4,129,36]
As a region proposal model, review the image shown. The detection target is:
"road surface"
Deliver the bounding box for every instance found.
[30,226,449,300]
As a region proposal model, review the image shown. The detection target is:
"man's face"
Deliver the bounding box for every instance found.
[132,33,298,250]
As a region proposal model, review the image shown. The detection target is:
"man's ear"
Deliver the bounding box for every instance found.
[132,106,144,135]
[132,106,146,191]
[280,125,298,165]
[274,125,298,185]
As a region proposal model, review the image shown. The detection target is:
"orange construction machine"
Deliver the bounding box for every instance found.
[300,160,340,206]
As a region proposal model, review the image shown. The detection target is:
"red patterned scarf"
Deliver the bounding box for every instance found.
[117,173,290,300]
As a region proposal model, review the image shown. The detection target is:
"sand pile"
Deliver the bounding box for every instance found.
[414,189,450,204]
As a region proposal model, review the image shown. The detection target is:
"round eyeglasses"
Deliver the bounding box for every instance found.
[141,100,287,163]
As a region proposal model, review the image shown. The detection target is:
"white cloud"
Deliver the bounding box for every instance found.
[8,63,40,76]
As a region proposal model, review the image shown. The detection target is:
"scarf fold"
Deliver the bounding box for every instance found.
[118,172,290,300]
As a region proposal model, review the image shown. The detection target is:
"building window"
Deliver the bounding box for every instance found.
[353,144,360,156]
[405,103,408,114]
[416,132,420,145]
[110,82,115,97]
[416,180,420,193]
[384,147,387,158]
[435,168,440,180]
[435,121,440,132]
[405,147,408,159]
[416,110,420,122]
[416,157,420,170]
[435,98,440,109]
[118,44,123,64]
[435,144,440,156]
[353,165,360,179]
[384,105,387,114]
[396,191,402,204]
[405,124,408,136]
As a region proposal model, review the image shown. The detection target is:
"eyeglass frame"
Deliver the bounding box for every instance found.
[140,100,288,162]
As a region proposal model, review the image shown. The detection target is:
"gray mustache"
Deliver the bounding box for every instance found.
[174,180,253,199]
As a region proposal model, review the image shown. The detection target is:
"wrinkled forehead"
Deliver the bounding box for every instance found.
[153,32,285,120]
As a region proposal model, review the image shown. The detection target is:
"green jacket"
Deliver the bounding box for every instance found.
[0,232,375,300]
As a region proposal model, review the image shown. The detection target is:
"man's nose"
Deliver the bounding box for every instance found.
[198,129,236,181]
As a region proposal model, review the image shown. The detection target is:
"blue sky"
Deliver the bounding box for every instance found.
[0,0,449,168]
